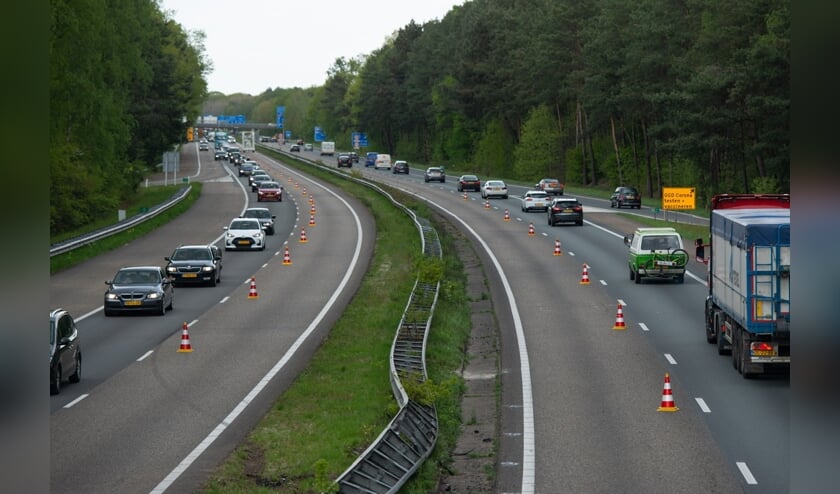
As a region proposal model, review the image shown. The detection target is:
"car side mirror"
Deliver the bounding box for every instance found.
[164,257,171,262]
[623,235,632,247]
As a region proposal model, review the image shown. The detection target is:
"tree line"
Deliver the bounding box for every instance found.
[50,0,788,235]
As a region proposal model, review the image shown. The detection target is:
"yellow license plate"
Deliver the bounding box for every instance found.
[563,208,572,212]
[237,240,250,245]
[752,350,775,357]
[183,273,197,278]
[125,300,141,306]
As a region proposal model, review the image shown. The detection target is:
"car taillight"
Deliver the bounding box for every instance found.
[573,206,582,212]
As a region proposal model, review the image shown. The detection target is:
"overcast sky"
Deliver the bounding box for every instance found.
[160,0,465,95]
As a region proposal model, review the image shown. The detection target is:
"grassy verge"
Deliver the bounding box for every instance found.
[616,212,709,246]
[200,155,472,492]
[49,184,202,274]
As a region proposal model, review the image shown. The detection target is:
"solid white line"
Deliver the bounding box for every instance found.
[695,397,711,413]
[150,173,365,494]
[638,322,650,332]
[63,394,89,409]
[736,462,758,484]
[137,350,154,362]
[664,353,678,365]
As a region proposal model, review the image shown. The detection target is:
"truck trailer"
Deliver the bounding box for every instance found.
[704,194,790,377]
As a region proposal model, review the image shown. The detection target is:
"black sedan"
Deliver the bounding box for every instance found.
[547,197,584,226]
[457,174,481,191]
[337,153,353,168]
[165,245,223,286]
[50,308,82,395]
[104,266,174,316]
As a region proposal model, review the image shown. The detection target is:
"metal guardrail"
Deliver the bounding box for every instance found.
[49,186,192,257]
[257,144,444,493]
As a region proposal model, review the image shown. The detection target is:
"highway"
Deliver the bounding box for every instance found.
[50,141,789,493]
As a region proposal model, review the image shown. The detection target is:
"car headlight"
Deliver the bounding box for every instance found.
[226,232,234,239]
[166,266,177,273]
[201,266,214,272]
[147,292,160,300]
[105,293,119,301]
[254,232,264,239]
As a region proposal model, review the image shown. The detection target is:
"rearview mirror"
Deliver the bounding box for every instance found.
[623,234,632,247]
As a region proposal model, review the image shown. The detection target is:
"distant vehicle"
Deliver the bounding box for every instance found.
[242,207,277,235]
[224,218,265,251]
[320,141,335,156]
[165,244,223,287]
[624,227,688,284]
[520,190,551,212]
[104,266,174,316]
[50,308,82,395]
[289,144,301,152]
[256,181,283,202]
[214,150,227,160]
[374,153,392,170]
[457,174,481,192]
[610,186,641,209]
[392,160,410,174]
[349,151,359,163]
[337,153,353,168]
[198,142,209,151]
[547,197,583,226]
[536,178,564,196]
[239,163,257,177]
[304,143,313,151]
[365,152,378,167]
[481,180,508,199]
[250,174,273,192]
[424,166,445,183]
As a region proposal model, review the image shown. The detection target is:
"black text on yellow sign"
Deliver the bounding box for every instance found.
[662,187,696,210]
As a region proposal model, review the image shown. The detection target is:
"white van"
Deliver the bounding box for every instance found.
[374,153,392,170]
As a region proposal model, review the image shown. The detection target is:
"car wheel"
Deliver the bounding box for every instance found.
[576,219,583,226]
[51,367,61,395]
[68,354,81,383]
[676,274,685,284]
[257,197,262,202]
[634,271,641,284]
[104,308,114,317]
[629,268,635,281]
[210,273,217,287]
[503,195,508,199]
[158,301,166,316]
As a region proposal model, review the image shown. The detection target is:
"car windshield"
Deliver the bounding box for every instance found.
[114,269,158,284]
[172,248,210,260]
[641,235,679,250]
[462,175,478,181]
[259,182,279,189]
[487,181,504,187]
[231,220,259,230]
[528,192,548,198]
[245,209,271,219]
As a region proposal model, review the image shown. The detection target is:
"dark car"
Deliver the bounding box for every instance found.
[165,244,223,286]
[392,160,410,174]
[424,167,446,183]
[365,152,378,167]
[214,150,227,160]
[547,197,584,226]
[242,207,277,235]
[239,163,256,176]
[104,266,174,316]
[349,151,360,163]
[337,153,353,168]
[610,186,642,209]
[250,173,273,192]
[50,308,82,395]
[457,174,481,191]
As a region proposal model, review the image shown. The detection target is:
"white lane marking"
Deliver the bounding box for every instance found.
[695,397,711,413]
[736,462,758,485]
[599,280,607,285]
[664,354,678,365]
[568,251,575,256]
[618,299,627,307]
[137,350,154,362]
[63,394,89,409]
[151,171,365,494]
[219,296,230,304]
[638,322,650,332]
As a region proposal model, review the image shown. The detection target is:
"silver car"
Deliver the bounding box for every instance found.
[481,180,508,199]
[520,190,551,212]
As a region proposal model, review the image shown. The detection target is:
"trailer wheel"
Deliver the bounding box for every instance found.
[738,329,755,379]
[705,307,716,344]
[716,315,730,355]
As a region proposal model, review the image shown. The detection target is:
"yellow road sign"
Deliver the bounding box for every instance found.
[662,187,696,210]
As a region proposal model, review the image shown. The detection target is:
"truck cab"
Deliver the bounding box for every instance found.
[624,227,688,284]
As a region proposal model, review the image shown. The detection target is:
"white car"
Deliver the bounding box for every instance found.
[520,190,551,212]
[481,180,508,199]
[223,218,265,251]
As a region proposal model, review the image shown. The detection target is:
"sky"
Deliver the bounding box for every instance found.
[160,0,465,95]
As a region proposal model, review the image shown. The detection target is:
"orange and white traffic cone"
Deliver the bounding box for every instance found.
[308,214,316,227]
[177,322,193,352]
[310,203,316,215]
[553,239,562,256]
[484,200,491,210]
[302,187,308,196]
[528,222,535,236]
[299,227,308,243]
[612,303,626,330]
[309,196,315,205]
[579,264,591,284]
[248,276,259,299]
[657,373,680,412]
[463,191,468,201]
[294,182,300,189]
[282,246,292,265]
[504,209,511,222]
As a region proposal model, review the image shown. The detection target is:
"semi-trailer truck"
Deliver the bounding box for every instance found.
[703,194,790,377]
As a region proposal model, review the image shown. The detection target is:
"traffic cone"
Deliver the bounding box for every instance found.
[248,276,259,299]
[302,187,307,196]
[288,177,293,183]
[308,214,316,227]
[504,209,511,222]
[484,200,491,210]
[528,222,535,236]
[612,303,626,330]
[657,373,680,412]
[282,246,292,265]
[177,322,193,352]
[299,227,308,243]
[309,196,315,205]
[463,191,468,201]
[579,264,591,284]
[310,203,316,215]
[295,182,300,189]
[553,239,562,256]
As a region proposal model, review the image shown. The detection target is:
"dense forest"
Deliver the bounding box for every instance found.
[50,0,789,236]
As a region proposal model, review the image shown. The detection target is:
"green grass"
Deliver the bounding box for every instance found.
[49,183,202,274]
